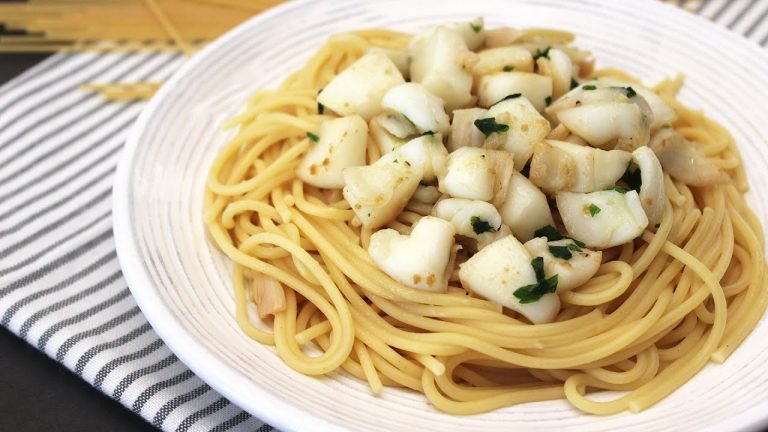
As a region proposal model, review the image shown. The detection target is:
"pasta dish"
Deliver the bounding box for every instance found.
[203,18,768,415]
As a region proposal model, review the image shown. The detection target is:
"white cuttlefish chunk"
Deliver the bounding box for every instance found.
[432,198,508,248]
[498,171,555,242]
[318,52,405,120]
[381,83,450,135]
[297,115,368,189]
[556,189,649,248]
[368,216,456,292]
[523,237,602,291]
[459,235,560,324]
[438,147,495,201]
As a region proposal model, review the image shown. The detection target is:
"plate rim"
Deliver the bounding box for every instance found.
[112,0,768,431]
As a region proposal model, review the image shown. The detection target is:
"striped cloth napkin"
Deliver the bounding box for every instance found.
[0,1,765,431]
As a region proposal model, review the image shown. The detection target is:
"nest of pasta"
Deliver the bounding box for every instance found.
[204,18,768,415]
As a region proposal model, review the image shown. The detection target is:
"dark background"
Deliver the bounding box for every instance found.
[0,51,158,432]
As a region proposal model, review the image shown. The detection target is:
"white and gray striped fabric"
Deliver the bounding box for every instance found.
[0,1,765,431]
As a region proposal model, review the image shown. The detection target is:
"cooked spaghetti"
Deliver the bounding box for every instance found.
[203,20,768,415]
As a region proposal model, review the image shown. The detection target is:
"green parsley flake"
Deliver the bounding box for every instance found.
[474,117,510,137]
[306,132,319,142]
[513,257,559,304]
[582,84,597,91]
[470,22,483,33]
[570,78,579,90]
[470,216,495,234]
[545,95,553,107]
[317,88,324,114]
[422,130,435,136]
[531,256,546,280]
[534,225,563,241]
[491,93,522,107]
[588,203,601,217]
[625,86,637,98]
[503,65,513,72]
[548,245,572,260]
[533,46,551,60]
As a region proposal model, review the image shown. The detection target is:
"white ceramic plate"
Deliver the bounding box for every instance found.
[113,0,768,430]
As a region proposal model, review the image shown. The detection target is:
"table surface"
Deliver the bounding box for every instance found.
[0,53,158,432]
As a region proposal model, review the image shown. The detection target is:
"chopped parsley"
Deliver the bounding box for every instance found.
[588,203,601,217]
[605,186,629,194]
[582,84,597,91]
[545,95,552,107]
[548,245,573,260]
[490,93,522,107]
[570,77,579,90]
[470,216,496,234]
[393,159,399,163]
[532,256,545,280]
[503,65,514,72]
[513,257,559,304]
[422,130,435,136]
[474,117,509,137]
[317,88,324,114]
[534,225,564,241]
[533,46,551,61]
[306,132,319,142]
[621,165,642,191]
[535,225,587,252]
[470,21,483,33]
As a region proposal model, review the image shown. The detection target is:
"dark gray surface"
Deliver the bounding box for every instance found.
[0,53,158,432]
